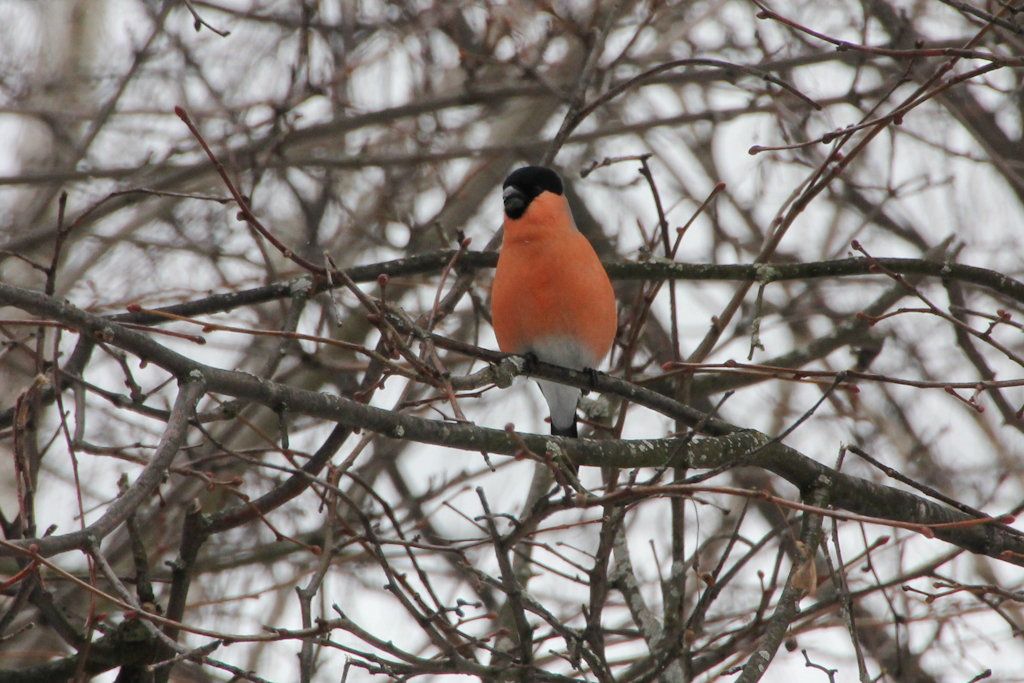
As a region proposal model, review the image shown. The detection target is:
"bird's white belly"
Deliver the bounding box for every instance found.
[527,336,599,432]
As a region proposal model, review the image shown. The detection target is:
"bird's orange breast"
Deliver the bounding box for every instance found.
[491,193,617,365]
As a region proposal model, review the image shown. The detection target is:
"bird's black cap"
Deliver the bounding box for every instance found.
[503,166,564,196]
[502,166,563,219]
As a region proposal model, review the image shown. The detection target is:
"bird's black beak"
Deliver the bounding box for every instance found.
[503,186,528,219]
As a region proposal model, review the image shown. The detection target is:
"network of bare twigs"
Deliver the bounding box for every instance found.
[2,2,1024,682]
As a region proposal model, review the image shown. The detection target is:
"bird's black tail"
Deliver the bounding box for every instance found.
[551,421,578,438]
[551,420,579,473]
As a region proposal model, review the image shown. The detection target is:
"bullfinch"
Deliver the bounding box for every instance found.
[491,166,617,439]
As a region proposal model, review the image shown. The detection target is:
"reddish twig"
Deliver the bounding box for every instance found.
[174,106,326,276]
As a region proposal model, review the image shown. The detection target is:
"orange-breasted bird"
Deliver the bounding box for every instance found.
[491,166,617,439]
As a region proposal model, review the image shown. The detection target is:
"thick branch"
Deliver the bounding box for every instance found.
[1,283,1022,566]
[104,253,1024,328]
